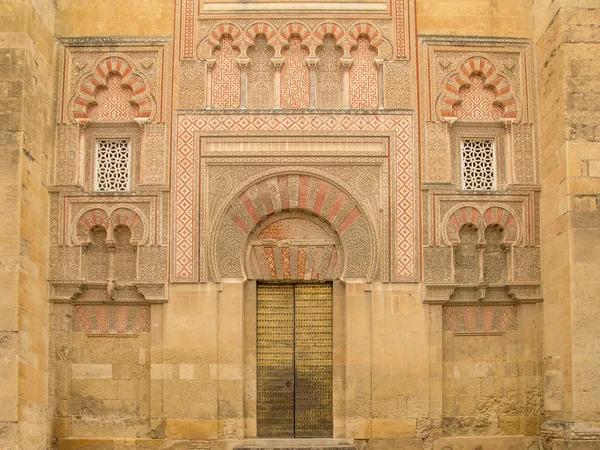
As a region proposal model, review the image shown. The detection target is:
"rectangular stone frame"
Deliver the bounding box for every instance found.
[171,111,419,283]
[241,279,350,440]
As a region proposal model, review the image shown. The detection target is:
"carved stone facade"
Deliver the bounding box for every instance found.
[32,1,567,450]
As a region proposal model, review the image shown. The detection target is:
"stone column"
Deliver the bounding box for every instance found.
[237,56,250,110]
[306,56,319,109]
[206,59,215,110]
[75,118,90,187]
[272,57,284,109]
[501,118,516,186]
[340,57,353,110]
[477,243,485,283]
[375,58,384,110]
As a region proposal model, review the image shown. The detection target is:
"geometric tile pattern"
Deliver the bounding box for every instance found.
[182,0,195,59]
[211,38,241,109]
[350,37,378,110]
[281,37,310,109]
[174,112,417,282]
[442,305,517,333]
[89,75,138,122]
[453,76,504,122]
[73,305,151,334]
[94,139,130,191]
[394,0,408,58]
[461,139,496,190]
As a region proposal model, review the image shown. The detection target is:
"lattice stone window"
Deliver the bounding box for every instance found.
[461,139,496,190]
[94,139,131,192]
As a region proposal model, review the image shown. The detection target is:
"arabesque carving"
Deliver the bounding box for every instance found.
[210,172,376,282]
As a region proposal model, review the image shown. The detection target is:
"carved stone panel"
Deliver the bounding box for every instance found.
[173,112,418,283]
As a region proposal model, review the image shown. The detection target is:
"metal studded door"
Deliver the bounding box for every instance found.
[257,283,333,438]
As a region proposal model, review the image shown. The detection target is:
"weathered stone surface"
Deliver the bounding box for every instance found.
[3,0,598,450]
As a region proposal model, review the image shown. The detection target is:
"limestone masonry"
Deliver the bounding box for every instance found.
[0,0,599,449]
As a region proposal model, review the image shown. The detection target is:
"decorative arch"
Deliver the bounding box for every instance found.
[210,172,378,282]
[347,22,390,58]
[446,206,485,245]
[279,22,311,43]
[482,206,518,244]
[244,212,344,281]
[209,33,242,110]
[74,208,111,244]
[349,32,379,109]
[314,22,345,44]
[438,56,518,122]
[73,206,148,245]
[245,22,278,46]
[207,22,244,49]
[348,23,380,45]
[72,56,154,122]
[444,205,520,246]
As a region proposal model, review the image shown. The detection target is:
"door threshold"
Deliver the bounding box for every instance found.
[236,438,354,447]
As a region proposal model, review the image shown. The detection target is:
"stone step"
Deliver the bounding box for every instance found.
[234,447,356,450]
[234,438,355,450]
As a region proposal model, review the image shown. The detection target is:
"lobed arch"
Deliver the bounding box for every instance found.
[72,56,154,122]
[209,170,379,282]
[437,56,519,122]
[348,23,380,44]
[197,21,388,60]
[347,22,391,59]
[444,205,520,246]
[72,206,148,246]
[279,22,312,45]
[245,22,278,47]
[314,22,345,44]
[207,23,244,49]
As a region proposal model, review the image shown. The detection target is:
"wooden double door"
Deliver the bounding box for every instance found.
[256,283,333,438]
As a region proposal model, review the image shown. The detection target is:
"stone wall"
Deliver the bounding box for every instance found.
[7,0,598,449]
[534,1,600,448]
[0,0,55,447]
[416,0,533,38]
[55,0,175,37]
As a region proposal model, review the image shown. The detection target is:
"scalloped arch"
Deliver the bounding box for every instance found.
[279,22,311,43]
[314,22,345,43]
[439,56,518,122]
[245,22,278,46]
[347,22,390,58]
[72,56,153,121]
[207,22,244,48]
[348,22,381,43]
